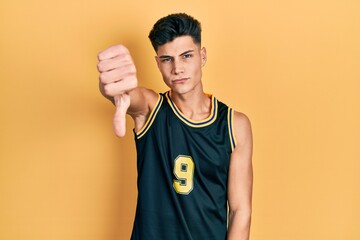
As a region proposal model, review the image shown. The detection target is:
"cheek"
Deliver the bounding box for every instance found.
[190,62,202,75]
[158,65,166,74]
[159,67,171,81]
[159,64,170,73]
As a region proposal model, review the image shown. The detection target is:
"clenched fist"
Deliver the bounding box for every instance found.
[97,45,138,137]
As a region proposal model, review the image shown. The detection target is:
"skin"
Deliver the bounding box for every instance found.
[97,35,253,239]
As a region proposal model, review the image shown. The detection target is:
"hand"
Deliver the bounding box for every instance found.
[97,45,137,96]
[97,45,137,137]
[113,94,130,137]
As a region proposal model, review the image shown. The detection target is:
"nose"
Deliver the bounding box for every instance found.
[172,58,184,75]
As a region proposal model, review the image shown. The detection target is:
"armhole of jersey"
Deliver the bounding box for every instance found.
[227,108,237,151]
[135,94,163,139]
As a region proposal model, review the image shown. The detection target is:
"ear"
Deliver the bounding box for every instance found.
[155,56,161,68]
[201,47,207,66]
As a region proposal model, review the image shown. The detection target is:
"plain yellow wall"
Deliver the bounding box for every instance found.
[1,0,359,239]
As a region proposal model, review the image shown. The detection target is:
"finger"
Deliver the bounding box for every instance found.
[97,54,133,73]
[113,94,131,137]
[102,76,137,96]
[97,45,129,61]
[99,63,136,84]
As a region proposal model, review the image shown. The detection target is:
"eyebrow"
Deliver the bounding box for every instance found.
[158,50,195,59]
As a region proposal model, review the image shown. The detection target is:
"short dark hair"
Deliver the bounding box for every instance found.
[148,13,202,52]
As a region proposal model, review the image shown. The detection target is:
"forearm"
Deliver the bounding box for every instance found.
[227,209,251,240]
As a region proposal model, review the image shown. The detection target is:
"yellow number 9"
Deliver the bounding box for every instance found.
[173,155,195,194]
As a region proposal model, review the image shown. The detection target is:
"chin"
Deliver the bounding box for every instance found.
[170,86,194,96]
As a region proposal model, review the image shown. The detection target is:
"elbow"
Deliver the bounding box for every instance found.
[229,206,252,227]
[227,208,252,240]
[230,208,252,220]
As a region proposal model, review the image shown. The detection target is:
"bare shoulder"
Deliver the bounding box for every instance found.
[233,111,253,147]
[229,111,253,179]
[136,87,159,102]
[129,87,161,132]
[128,87,159,114]
[140,87,160,110]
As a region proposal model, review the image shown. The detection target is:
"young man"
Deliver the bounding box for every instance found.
[97,13,253,240]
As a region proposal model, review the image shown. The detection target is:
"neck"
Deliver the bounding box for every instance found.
[170,88,212,121]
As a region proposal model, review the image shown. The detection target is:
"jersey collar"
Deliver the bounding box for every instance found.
[165,91,218,128]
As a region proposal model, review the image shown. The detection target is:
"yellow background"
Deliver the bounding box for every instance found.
[1,0,359,239]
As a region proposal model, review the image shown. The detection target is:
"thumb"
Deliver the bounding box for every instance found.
[113,94,131,137]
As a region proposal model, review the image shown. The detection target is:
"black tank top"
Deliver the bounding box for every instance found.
[131,91,237,240]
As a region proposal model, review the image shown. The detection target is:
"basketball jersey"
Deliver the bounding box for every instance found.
[130,91,237,240]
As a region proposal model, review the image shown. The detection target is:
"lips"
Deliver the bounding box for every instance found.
[172,77,189,83]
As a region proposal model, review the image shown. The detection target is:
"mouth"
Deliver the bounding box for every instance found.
[172,77,189,84]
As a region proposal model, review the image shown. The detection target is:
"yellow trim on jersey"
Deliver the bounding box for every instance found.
[227,108,237,151]
[136,94,163,139]
[165,91,218,128]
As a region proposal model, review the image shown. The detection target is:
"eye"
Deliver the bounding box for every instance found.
[160,57,172,63]
[183,53,192,59]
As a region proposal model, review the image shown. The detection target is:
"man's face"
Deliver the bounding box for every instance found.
[155,35,207,95]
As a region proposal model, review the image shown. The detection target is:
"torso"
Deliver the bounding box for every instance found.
[131,91,237,240]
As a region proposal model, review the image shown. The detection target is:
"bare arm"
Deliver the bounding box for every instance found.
[227,112,253,240]
[97,45,158,136]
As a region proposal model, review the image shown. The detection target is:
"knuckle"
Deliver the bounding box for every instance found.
[113,44,128,56]
[103,84,113,96]
[113,44,123,50]
[129,77,138,89]
[97,62,104,72]
[129,66,136,74]
[124,52,132,60]
[127,63,136,74]
[99,72,107,83]
[118,44,129,53]
[97,52,103,61]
